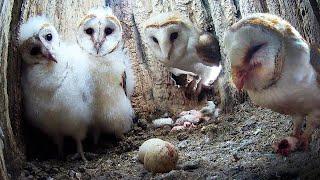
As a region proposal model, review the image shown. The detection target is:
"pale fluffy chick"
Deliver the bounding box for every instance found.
[143,11,222,97]
[19,16,92,161]
[224,13,320,156]
[77,7,135,143]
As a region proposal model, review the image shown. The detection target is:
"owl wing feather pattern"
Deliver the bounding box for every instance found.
[121,71,127,97]
[310,45,320,84]
[196,32,221,66]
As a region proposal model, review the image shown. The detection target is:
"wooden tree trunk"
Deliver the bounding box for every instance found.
[0,0,320,179]
[0,2,12,179]
[1,1,24,179]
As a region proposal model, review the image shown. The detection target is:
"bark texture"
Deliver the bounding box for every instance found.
[1,0,320,179]
[1,0,24,179]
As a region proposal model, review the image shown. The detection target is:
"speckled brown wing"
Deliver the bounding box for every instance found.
[121,71,127,96]
[196,32,221,66]
[310,45,320,84]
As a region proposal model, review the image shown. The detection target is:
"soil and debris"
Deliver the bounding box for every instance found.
[18,102,320,179]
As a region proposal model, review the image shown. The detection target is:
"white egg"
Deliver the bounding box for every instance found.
[138,138,165,162]
[138,138,179,173]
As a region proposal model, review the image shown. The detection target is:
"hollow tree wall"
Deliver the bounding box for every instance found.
[1,1,24,180]
[1,0,320,179]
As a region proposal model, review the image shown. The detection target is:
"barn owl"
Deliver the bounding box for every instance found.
[143,11,222,97]
[224,13,320,156]
[77,7,135,143]
[19,16,92,161]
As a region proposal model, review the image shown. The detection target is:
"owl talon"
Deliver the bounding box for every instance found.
[185,78,203,99]
[272,136,300,156]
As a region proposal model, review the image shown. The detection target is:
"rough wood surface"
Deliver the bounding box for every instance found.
[0,135,7,180]
[0,0,24,179]
[20,0,104,41]
[206,0,249,112]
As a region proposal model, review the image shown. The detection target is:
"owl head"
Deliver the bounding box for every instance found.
[18,16,60,65]
[143,11,197,66]
[224,13,309,91]
[77,7,122,57]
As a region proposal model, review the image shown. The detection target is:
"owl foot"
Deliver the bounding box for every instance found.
[70,153,88,163]
[71,142,87,162]
[272,136,299,156]
[185,78,202,99]
[272,135,309,156]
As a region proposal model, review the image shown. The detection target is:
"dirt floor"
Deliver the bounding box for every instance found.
[18,102,320,180]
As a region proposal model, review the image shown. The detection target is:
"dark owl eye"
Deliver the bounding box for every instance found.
[245,43,266,62]
[105,27,113,35]
[152,37,158,44]
[45,33,52,41]
[30,46,41,56]
[85,28,94,35]
[170,32,178,42]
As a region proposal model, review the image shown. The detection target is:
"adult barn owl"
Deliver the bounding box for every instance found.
[224,13,320,156]
[19,16,92,161]
[77,7,135,143]
[143,11,222,97]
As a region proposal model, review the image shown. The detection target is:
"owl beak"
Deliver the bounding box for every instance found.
[231,43,266,90]
[43,52,57,63]
[42,48,57,63]
[94,42,102,54]
[232,62,260,90]
[94,36,106,55]
[160,42,172,61]
[232,68,246,90]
